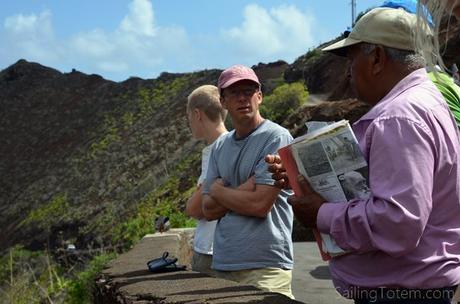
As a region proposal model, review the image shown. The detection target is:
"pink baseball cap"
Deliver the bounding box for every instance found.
[217,65,261,93]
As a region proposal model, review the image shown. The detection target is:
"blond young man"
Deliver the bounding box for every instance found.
[186,85,227,276]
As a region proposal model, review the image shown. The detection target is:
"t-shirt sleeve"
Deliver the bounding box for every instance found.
[254,132,293,185]
[197,146,211,186]
[202,146,219,195]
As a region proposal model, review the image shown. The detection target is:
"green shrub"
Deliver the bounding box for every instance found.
[0,246,40,287]
[122,111,135,128]
[138,76,190,118]
[304,48,322,62]
[261,82,309,124]
[0,246,116,304]
[22,194,70,232]
[110,153,200,249]
[0,247,70,304]
[66,253,116,304]
[111,213,154,250]
[89,115,121,158]
[111,188,197,250]
[153,199,196,229]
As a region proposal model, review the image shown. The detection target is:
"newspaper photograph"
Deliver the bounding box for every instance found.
[290,120,370,255]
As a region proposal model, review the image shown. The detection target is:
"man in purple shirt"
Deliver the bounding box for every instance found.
[268,7,460,304]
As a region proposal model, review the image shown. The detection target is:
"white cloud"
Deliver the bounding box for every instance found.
[4,10,53,37]
[0,1,318,81]
[0,0,190,80]
[222,4,316,63]
[71,29,115,58]
[224,5,281,55]
[3,10,62,63]
[68,0,190,76]
[119,0,156,37]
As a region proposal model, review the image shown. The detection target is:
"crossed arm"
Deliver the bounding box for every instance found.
[202,177,281,220]
[185,184,205,219]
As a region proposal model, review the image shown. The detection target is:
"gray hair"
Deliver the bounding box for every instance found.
[360,43,426,71]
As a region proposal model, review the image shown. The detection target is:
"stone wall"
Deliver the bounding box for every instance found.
[94,229,303,304]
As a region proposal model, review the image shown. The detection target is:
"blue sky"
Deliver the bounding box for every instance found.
[0,0,383,82]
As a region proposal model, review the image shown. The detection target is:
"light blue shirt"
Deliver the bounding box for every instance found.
[203,120,294,271]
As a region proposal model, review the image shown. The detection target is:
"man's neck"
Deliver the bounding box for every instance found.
[204,123,227,145]
[234,115,264,139]
[368,65,418,106]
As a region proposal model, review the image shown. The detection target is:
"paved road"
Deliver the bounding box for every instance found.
[291,242,352,304]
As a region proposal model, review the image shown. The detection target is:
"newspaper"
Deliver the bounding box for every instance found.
[289,120,370,256]
[304,121,335,133]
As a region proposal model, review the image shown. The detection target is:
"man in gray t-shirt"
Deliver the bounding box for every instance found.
[202,65,294,298]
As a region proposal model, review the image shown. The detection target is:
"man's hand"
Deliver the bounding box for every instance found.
[288,175,326,228]
[265,154,290,189]
[202,181,229,221]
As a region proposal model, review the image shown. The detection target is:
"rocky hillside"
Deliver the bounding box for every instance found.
[0,58,300,253]
[0,61,218,251]
[1,14,459,256]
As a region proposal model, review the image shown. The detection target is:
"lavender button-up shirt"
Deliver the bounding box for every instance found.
[317,69,460,294]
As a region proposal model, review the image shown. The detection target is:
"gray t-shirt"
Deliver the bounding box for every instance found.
[203,120,294,271]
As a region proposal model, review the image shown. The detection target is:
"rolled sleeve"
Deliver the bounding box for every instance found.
[254,133,293,186]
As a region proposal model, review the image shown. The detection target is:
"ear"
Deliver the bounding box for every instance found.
[256,90,263,105]
[220,96,228,110]
[371,45,386,75]
[193,108,201,120]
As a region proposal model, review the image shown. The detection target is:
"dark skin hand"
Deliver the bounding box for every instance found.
[265,154,326,228]
[265,154,290,189]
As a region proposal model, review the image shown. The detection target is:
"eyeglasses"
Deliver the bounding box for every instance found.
[224,86,259,98]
